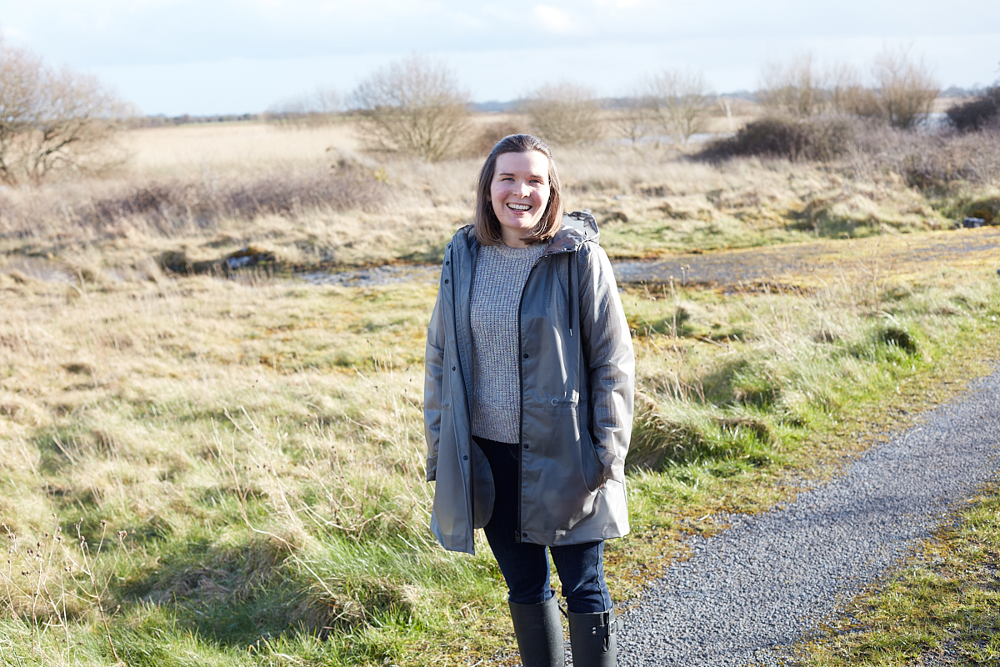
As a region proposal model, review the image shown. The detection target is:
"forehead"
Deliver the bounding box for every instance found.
[494,150,549,176]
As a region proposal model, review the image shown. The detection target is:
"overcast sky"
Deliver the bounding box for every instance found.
[2,0,999,116]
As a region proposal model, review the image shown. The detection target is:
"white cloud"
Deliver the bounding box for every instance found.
[531,5,579,34]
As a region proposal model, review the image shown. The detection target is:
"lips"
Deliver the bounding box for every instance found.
[507,203,531,211]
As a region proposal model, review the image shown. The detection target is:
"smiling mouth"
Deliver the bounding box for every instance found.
[507,203,531,211]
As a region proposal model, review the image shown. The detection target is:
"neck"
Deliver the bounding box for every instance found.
[501,230,531,248]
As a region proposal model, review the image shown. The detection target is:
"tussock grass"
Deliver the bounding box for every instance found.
[1,233,998,664]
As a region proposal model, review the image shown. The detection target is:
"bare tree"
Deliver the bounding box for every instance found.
[0,38,132,185]
[871,46,938,129]
[611,90,654,145]
[827,62,881,119]
[524,82,604,147]
[758,53,828,117]
[647,68,713,145]
[350,55,471,161]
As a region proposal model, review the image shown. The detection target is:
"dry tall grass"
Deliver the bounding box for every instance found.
[2,114,1000,665]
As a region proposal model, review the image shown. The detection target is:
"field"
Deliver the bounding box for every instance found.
[1,117,999,665]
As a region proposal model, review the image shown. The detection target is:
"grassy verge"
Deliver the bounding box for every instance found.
[801,485,1000,665]
[1,229,998,665]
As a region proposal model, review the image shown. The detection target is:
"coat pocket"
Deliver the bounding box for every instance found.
[471,440,495,529]
[580,429,605,493]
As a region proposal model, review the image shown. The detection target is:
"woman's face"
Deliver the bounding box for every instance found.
[490,150,551,248]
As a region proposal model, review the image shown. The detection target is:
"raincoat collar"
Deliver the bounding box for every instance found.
[456,210,598,255]
[544,211,599,256]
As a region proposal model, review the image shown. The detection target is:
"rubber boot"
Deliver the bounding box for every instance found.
[508,596,566,667]
[567,608,618,667]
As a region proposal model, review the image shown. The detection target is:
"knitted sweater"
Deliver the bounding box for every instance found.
[469,242,548,444]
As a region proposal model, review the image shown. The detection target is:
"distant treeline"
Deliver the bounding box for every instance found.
[128,86,987,129]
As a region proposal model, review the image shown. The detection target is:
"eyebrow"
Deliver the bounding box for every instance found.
[497,171,546,179]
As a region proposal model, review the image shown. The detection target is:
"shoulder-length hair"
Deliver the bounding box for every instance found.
[474,134,562,246]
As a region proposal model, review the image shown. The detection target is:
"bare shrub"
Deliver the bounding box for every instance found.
[758,53,829,118]
[0,169,388,241]
[350,55,471,162]
[849,124,1000,188]
[946,86,1000,132]
[828,62,883,119]
[524,82,604,146]
[611,92,654,145]
[647,68,713,145]
[468,119,528,156]
[871,46,938,129]
[701,115,859,162]
[0,36,133,185]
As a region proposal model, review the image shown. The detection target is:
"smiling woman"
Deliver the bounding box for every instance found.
[424,134,634,666]
[488,151,553,247]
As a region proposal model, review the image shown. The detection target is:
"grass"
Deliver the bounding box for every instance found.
[801,485,1000,665]
[1,118,1000,665]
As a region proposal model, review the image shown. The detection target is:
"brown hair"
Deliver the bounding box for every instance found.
[473,134,562,246]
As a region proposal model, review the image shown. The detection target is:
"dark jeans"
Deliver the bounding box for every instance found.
[475,436,612,614]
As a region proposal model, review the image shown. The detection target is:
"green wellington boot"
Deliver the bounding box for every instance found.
[567,608,618,667]
[507,596,566,667]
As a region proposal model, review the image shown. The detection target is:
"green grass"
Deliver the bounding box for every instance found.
[802,486,1000,666]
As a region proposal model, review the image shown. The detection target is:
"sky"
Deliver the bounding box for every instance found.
[2,0,999,116]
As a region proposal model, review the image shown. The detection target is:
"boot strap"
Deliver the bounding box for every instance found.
[589,609,618,637]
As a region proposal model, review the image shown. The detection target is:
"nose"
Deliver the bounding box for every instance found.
[516,180,531,197]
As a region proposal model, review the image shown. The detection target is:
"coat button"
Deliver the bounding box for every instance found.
[523,353,529,358]
[444,279,449,284]
[523,444,529,450]
[550,398,558,405]
[452,366,456,371]
[463,455,468,461]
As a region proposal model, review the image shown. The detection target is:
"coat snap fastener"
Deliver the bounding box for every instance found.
[550,398,558,405]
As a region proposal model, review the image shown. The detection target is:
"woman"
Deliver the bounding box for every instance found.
[424,134,634,667]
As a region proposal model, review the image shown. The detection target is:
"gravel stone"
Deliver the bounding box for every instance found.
[616,368,1000,666]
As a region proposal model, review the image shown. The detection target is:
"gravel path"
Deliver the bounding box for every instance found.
[613,228,1000,288]
[616,367,1000,666]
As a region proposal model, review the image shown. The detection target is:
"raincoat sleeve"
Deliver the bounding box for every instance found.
[423,260,447,482]
[577,244,635,484]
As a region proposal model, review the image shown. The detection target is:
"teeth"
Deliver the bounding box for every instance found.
[508,203,530,211]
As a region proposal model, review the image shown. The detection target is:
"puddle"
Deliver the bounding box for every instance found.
[298,264,440,287]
